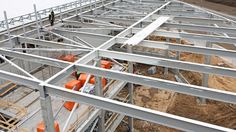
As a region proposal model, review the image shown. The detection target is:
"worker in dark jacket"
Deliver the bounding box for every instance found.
[49,10,55,26]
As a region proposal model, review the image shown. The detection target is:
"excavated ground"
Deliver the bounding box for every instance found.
[180,0,236,16]
[116,65,179,132]
[115,2,236,131]
[116,44,236,131]
[132,54,236,131]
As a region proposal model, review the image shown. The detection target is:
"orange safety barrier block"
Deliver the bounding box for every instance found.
[64,80,82,111]
[64,54,75,62]
[89,77,107,88]
[100,64,106,69]
[37,121,60,132]
[78,73,94,86]
[58,54,75,62]
[101,60,111,69]
[64,102,77,111]
[58,55,66,61]
[65,80,82,91]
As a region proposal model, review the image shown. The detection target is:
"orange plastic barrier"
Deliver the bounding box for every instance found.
[64,102,76,111]
[78,73,94,85]
[37,121,60,132]
[58,54,75,62]
[89,77,107,88]
[64,80,82,111]
[64,55,75,62]
[65,80,81,91]
[101,60,111,69]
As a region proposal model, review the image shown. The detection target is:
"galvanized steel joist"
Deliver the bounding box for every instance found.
[0,0,236,131]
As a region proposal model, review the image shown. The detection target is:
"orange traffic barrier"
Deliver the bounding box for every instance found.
[89,77,107,88]
[64,80,82,111]
[65,80,82,91]
[58,55,65,61]
[64,102,77,111]
[78,73,94,85]
[64,54,75,62]
[101,60,111,69]
[58,54,75,62]
[37,121,60,132]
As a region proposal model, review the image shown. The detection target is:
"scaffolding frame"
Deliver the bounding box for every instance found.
[0,0,236,131]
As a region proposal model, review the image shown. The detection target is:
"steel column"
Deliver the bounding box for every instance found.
[127,45,133,132]
[39,85,55,132]
[95,57,105,132]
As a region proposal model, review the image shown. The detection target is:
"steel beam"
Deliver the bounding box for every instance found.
[105,6,145,15]
[169,16,230,25]
[45,50,97,84]
[18,36,91,49]
[82,16,138,25]
[99,1,172,49]
[45,83,235,132]
[77,64,236,104]
[159,10,210,18]
[53,28,111,45]
[76,109,100,132]
[81,16,236,35]
[0,55,39,80]
[44,30,236,58]
[153,15,233,27]
[98,50,236,78]
[63,20,122,28]
[116,37,236,58]
[1,67,234,132]
[138,30,236,45]
[0,0,236,131]
[76,81,127,131]
[0,70,41,89]
[162,23,236,35]
[0,48,70,68]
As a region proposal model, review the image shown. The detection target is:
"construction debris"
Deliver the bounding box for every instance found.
[147,66,157,75]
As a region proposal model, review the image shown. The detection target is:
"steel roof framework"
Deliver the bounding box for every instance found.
[0,0,236,131]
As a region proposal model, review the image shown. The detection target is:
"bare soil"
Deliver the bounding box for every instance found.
[116,43,236,132]
[116,65,179,132]
[116,1,236,130]
[181,0,236,16]
[206,0,236,7]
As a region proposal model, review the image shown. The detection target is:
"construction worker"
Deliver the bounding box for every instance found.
[49,10,55,26]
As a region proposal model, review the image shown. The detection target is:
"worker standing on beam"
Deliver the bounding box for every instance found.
[49,10,55,26]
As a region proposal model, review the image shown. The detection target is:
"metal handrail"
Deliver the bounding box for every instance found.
[0,0,93,28]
